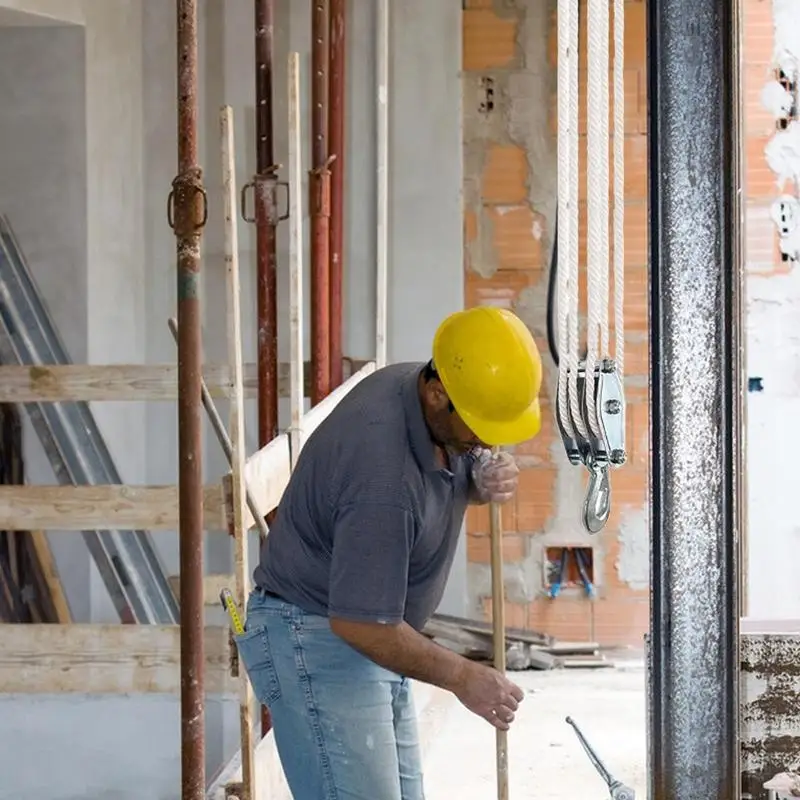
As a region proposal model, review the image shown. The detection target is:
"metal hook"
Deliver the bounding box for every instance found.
[583,461,611,534]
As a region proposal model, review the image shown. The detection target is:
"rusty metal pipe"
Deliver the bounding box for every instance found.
[311,0,332,405]
[254,0,279,445]
[328,0,345,389]
[253,0,278,740]
[172,0,206,795]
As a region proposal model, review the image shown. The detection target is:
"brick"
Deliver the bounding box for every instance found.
[620,333,648,377]
[512,400,558,468]
[481,599,529,631]
[744,201,785,275]
[467,531,527,564]
[463,9,517,71]
[622,265,648,332]
[608,466,648,508]
[576,200,648,269]
[464,268,538,309]
[527,596,594,642]
[487,205,546,271]
[482,145,528,204]
[466,502,490,535]
[745,136,782,200]
[743,63,783,137]
[625,398,650,469]
[590,596,649,647]
[509,467,558,533]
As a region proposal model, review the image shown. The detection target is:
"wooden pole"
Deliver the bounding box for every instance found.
[288,52,305,465]
[220,105,256,800]
[489,447,509,800]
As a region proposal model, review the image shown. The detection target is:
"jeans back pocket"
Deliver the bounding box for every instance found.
[234,624,282,705]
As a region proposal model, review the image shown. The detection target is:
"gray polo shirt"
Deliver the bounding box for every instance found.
[253,362,472,631]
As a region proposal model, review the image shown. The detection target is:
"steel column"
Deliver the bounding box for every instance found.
[254,0,279,445]
[646,0,740,794]
[328,0,345,389]
[171,0,207,796]
[310,0,332,405]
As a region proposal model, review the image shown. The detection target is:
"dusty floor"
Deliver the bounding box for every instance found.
[423,659,647,799]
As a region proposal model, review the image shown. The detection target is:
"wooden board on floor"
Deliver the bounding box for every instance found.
[0,623,236,694]
[0,484,232,531]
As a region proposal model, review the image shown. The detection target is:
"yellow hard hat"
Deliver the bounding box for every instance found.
[432,307,542,446]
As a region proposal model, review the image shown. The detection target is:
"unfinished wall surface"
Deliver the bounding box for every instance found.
[743,0,800,620]
[0,23,90,620]
[462,0,650,646]
[0,0,466,797]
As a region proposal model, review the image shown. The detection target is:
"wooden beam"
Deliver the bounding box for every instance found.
[168,572,233,605]
[0,623,236,694]
[0,359,370,403]
[29,530,72,623]
[221,103,257,800]
[0,484,234,531]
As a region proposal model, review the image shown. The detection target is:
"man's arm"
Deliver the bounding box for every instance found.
[328,616,467,692]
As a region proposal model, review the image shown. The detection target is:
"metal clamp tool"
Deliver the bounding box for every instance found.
[565,716,635,800]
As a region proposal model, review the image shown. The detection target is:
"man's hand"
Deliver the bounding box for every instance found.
[471,450,519,505]
[452,660,524,730]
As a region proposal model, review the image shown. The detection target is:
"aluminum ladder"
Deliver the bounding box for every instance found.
[0,215,178,623]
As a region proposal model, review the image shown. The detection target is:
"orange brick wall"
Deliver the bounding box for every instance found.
[462,0,650,648]
[742,0,791,276]
[462,0,783,645]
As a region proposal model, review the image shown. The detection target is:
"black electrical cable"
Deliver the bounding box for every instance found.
[546,211,560,366]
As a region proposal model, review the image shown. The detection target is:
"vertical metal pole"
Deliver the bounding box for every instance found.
[171,0,206,796]
[310,0,332,405]
[328,0,346,389]
[288,52,306,461]
[253,0,277,738]
[374,0,389,369]
[254,0,279,445]
[646,0,740,793]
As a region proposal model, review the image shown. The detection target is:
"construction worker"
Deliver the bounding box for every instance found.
[235,306,543,800]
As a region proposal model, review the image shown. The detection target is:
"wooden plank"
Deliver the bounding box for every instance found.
[0,484,232,531]
[221,103,257,800]
[29,530,72,623]
[168,572,232,605]
[0,359,370,403]
[0,623,236,694]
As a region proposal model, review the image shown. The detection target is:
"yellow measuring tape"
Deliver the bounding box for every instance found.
[219,587,245,635]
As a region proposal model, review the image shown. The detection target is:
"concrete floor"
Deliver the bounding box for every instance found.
[423,660,647,799]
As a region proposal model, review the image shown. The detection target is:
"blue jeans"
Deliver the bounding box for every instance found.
[235,589,426,800]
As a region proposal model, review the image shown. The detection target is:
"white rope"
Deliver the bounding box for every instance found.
[585,0,611,438]
[613,0,625,375]
[557,0,574,438]
[566,0,586,441]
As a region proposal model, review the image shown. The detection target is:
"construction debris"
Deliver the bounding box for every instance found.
[764,772,800,798]
[422,613,612,671]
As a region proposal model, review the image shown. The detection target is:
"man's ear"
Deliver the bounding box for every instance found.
[427,379,451,411]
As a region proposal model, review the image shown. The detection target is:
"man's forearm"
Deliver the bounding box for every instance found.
[329,616,469,692]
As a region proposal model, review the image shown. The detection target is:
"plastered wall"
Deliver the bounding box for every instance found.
[0,0,465,795]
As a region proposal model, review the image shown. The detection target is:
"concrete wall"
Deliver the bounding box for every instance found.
[0,0,464,796]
